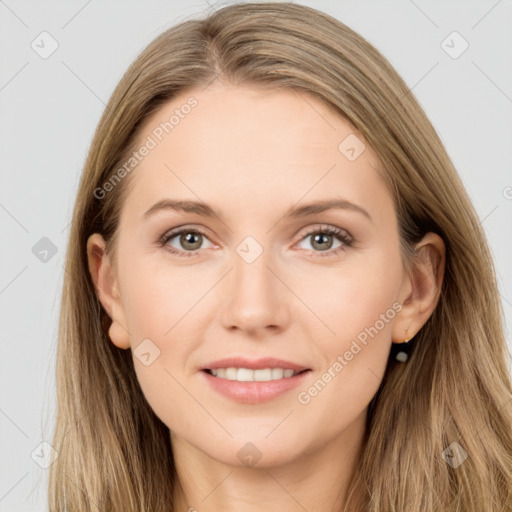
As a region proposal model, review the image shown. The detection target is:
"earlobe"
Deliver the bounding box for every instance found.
[392,232,446,343]
[86,233,131,350]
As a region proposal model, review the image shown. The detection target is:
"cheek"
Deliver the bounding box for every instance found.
[292,247,401,416]
[117,253,215,428]
[120,253,209,340]
[297,246,402,348]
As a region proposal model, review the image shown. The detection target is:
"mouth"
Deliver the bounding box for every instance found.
[200,357,312,402]
[203,367,311,382]
[201,366,312,404]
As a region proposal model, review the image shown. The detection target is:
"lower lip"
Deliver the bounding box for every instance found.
[201,370,311,404]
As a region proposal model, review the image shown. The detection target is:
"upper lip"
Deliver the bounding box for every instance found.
[202,357,310,372]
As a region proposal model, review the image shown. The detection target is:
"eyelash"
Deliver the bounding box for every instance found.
[158,225,353,259]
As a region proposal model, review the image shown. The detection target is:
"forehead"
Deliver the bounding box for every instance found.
[120,83,389,223]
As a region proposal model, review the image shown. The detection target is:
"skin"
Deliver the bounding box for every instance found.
[87,83,445,511]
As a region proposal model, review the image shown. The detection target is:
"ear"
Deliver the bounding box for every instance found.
[392,232,446,343]
[86,233,131,349]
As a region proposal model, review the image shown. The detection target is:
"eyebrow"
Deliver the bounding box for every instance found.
[143,197,372,222]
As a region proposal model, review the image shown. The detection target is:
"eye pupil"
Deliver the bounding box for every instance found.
[181,232,202,250]
[312,233,333,250]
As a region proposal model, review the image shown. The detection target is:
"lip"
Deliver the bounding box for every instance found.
[202,356,310,372]
[201,368,312,404]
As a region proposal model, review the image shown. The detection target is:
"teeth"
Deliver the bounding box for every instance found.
[209,367,299,381]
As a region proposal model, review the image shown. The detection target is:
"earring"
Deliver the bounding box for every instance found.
[390,326,415,363]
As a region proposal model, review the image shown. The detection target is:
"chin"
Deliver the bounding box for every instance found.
[211,436,305,469]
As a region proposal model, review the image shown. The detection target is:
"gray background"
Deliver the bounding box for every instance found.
[1,0,511,510]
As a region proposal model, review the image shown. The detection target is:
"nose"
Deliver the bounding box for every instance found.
[221,249,291,337]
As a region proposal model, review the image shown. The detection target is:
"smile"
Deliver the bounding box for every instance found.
[201,368,312,404]
[205,367,306,381]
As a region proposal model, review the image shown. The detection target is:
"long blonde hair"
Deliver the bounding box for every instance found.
[49,3,512,510]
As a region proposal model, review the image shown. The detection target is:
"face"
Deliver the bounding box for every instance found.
[89,83,414,468]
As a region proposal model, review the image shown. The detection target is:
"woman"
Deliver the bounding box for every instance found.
[49,2,512,511]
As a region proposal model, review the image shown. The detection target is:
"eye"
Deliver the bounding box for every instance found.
[158,224,353,259]
[295,225,353,257]
[159,227,214,257]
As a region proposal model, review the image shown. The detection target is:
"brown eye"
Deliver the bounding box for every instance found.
[296,226,352,257]
[160,228,214,257]
[179,232,203,251]
[310,232,335,251]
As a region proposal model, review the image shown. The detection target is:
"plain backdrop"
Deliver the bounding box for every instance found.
[1,1,511,510]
